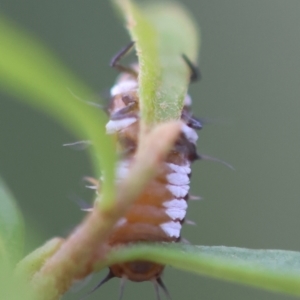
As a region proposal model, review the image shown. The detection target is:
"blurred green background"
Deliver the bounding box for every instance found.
[1,0,300,299]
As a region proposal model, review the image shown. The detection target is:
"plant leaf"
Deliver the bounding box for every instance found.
[101,2,300,297]
[0,16,116,208]
[114,0,199,125]
[0,178,24,265]
[15,237,64,280]
[95,243,300,297]
[0,262,35,300]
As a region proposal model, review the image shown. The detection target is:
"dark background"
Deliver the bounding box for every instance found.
[1,1,300,299]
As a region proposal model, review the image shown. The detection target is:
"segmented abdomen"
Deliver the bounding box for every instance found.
[105,76,199,281]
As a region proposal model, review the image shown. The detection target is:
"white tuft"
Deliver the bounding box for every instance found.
[166,173,190,186]
[115,217,127,227]
[184,94,192,106]
[166,184,189,198]
[181,123,198,144]
[165,208,186,220]
[160,221,181,238]
[110,80,138,96]
[116,160,130,180]
[163,199,188,210]
[163,199,187,220]
[106,118,137,134]
[166,162,191,174]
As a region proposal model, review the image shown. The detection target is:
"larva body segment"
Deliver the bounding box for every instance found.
[106,63,200,283]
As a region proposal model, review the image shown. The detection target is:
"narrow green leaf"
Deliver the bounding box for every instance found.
[15,237,64,280]
[0,178,24,264]
[0,262,34,300]
[114,0,199,125]
[0,16,116,208]
[95,244,300,297]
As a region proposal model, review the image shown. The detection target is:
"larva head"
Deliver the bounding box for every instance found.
[109,261,165,282]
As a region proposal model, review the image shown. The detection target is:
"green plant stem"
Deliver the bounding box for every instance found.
[15,238,64,281]
[114,0,199,128]
[30,122,181,300]
[0,16,116,208]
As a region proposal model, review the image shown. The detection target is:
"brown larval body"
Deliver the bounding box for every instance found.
[105,69,200,282]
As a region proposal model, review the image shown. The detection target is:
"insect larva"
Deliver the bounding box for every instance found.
[89,42,201,299]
